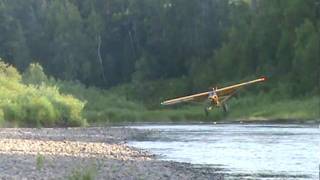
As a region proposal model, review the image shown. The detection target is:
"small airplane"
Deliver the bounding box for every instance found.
[161,77,267,115]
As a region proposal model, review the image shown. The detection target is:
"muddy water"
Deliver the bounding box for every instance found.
[128,124,320,179]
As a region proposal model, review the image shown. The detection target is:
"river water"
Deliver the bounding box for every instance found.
[127,124,320,179]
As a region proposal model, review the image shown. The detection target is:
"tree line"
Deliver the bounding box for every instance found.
[0,0,319,104]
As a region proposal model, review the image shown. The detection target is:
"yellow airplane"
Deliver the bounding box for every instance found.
[161,77,267,115]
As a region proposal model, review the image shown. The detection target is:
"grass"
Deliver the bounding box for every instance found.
[114,94,319,123]
[55,80,146,124]
[228,95,320,121]
[36,154,45,170]
[166,94,317,122]
[68,165,97,180]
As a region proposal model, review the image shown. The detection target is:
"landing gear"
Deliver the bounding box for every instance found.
[204,106,212,117]
[222,103,229,114]
[204,108,209,117]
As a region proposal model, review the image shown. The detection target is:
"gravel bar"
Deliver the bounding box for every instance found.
[0,127,223,179]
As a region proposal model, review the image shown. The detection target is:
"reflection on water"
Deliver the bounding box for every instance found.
[127,124,320,179]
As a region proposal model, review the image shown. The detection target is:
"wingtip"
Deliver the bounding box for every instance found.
[261,76,268,81]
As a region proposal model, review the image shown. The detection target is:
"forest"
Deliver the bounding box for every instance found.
[0,0,319,126]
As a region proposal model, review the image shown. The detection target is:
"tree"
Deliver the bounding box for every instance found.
[0,2,30,70]
[292,19,320,94]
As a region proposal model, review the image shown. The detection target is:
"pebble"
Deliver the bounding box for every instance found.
[0,127,221,179]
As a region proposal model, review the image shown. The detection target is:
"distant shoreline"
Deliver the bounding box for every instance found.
[93,118,320,127]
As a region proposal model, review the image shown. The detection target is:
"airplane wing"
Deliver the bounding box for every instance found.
[161,91,211,105]
[161,77,267,105]
[216,77,267,97]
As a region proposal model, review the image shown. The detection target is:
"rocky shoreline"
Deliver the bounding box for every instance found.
[0,127,223,179]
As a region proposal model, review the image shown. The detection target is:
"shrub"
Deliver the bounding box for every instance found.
[0,59,22,81]
[53,94,87,126]
[0,61,86,127]
[27,97,57,127]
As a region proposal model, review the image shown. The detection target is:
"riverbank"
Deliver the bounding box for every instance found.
[82,92,320,124]
[0,61,317,127]
[0,127,223,179]
[55,73,320,125]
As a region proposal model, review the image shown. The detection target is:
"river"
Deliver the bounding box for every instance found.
[127,124,320,179]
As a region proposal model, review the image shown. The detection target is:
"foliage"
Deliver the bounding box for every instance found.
[0,0,318,104]
[0,59,22,81]
[22,63,48,85]
[0,61,86,127]
[55,80,145,123]
[292,19,320,94]
[228,94,320,120]
[56,75,319,123]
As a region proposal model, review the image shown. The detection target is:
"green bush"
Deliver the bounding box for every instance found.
[0,59,22,81]
[53,94,87,126]
[27,97,57,127]
[3,103,25,125]
[53,80,145,123]
[0,61,86,127]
